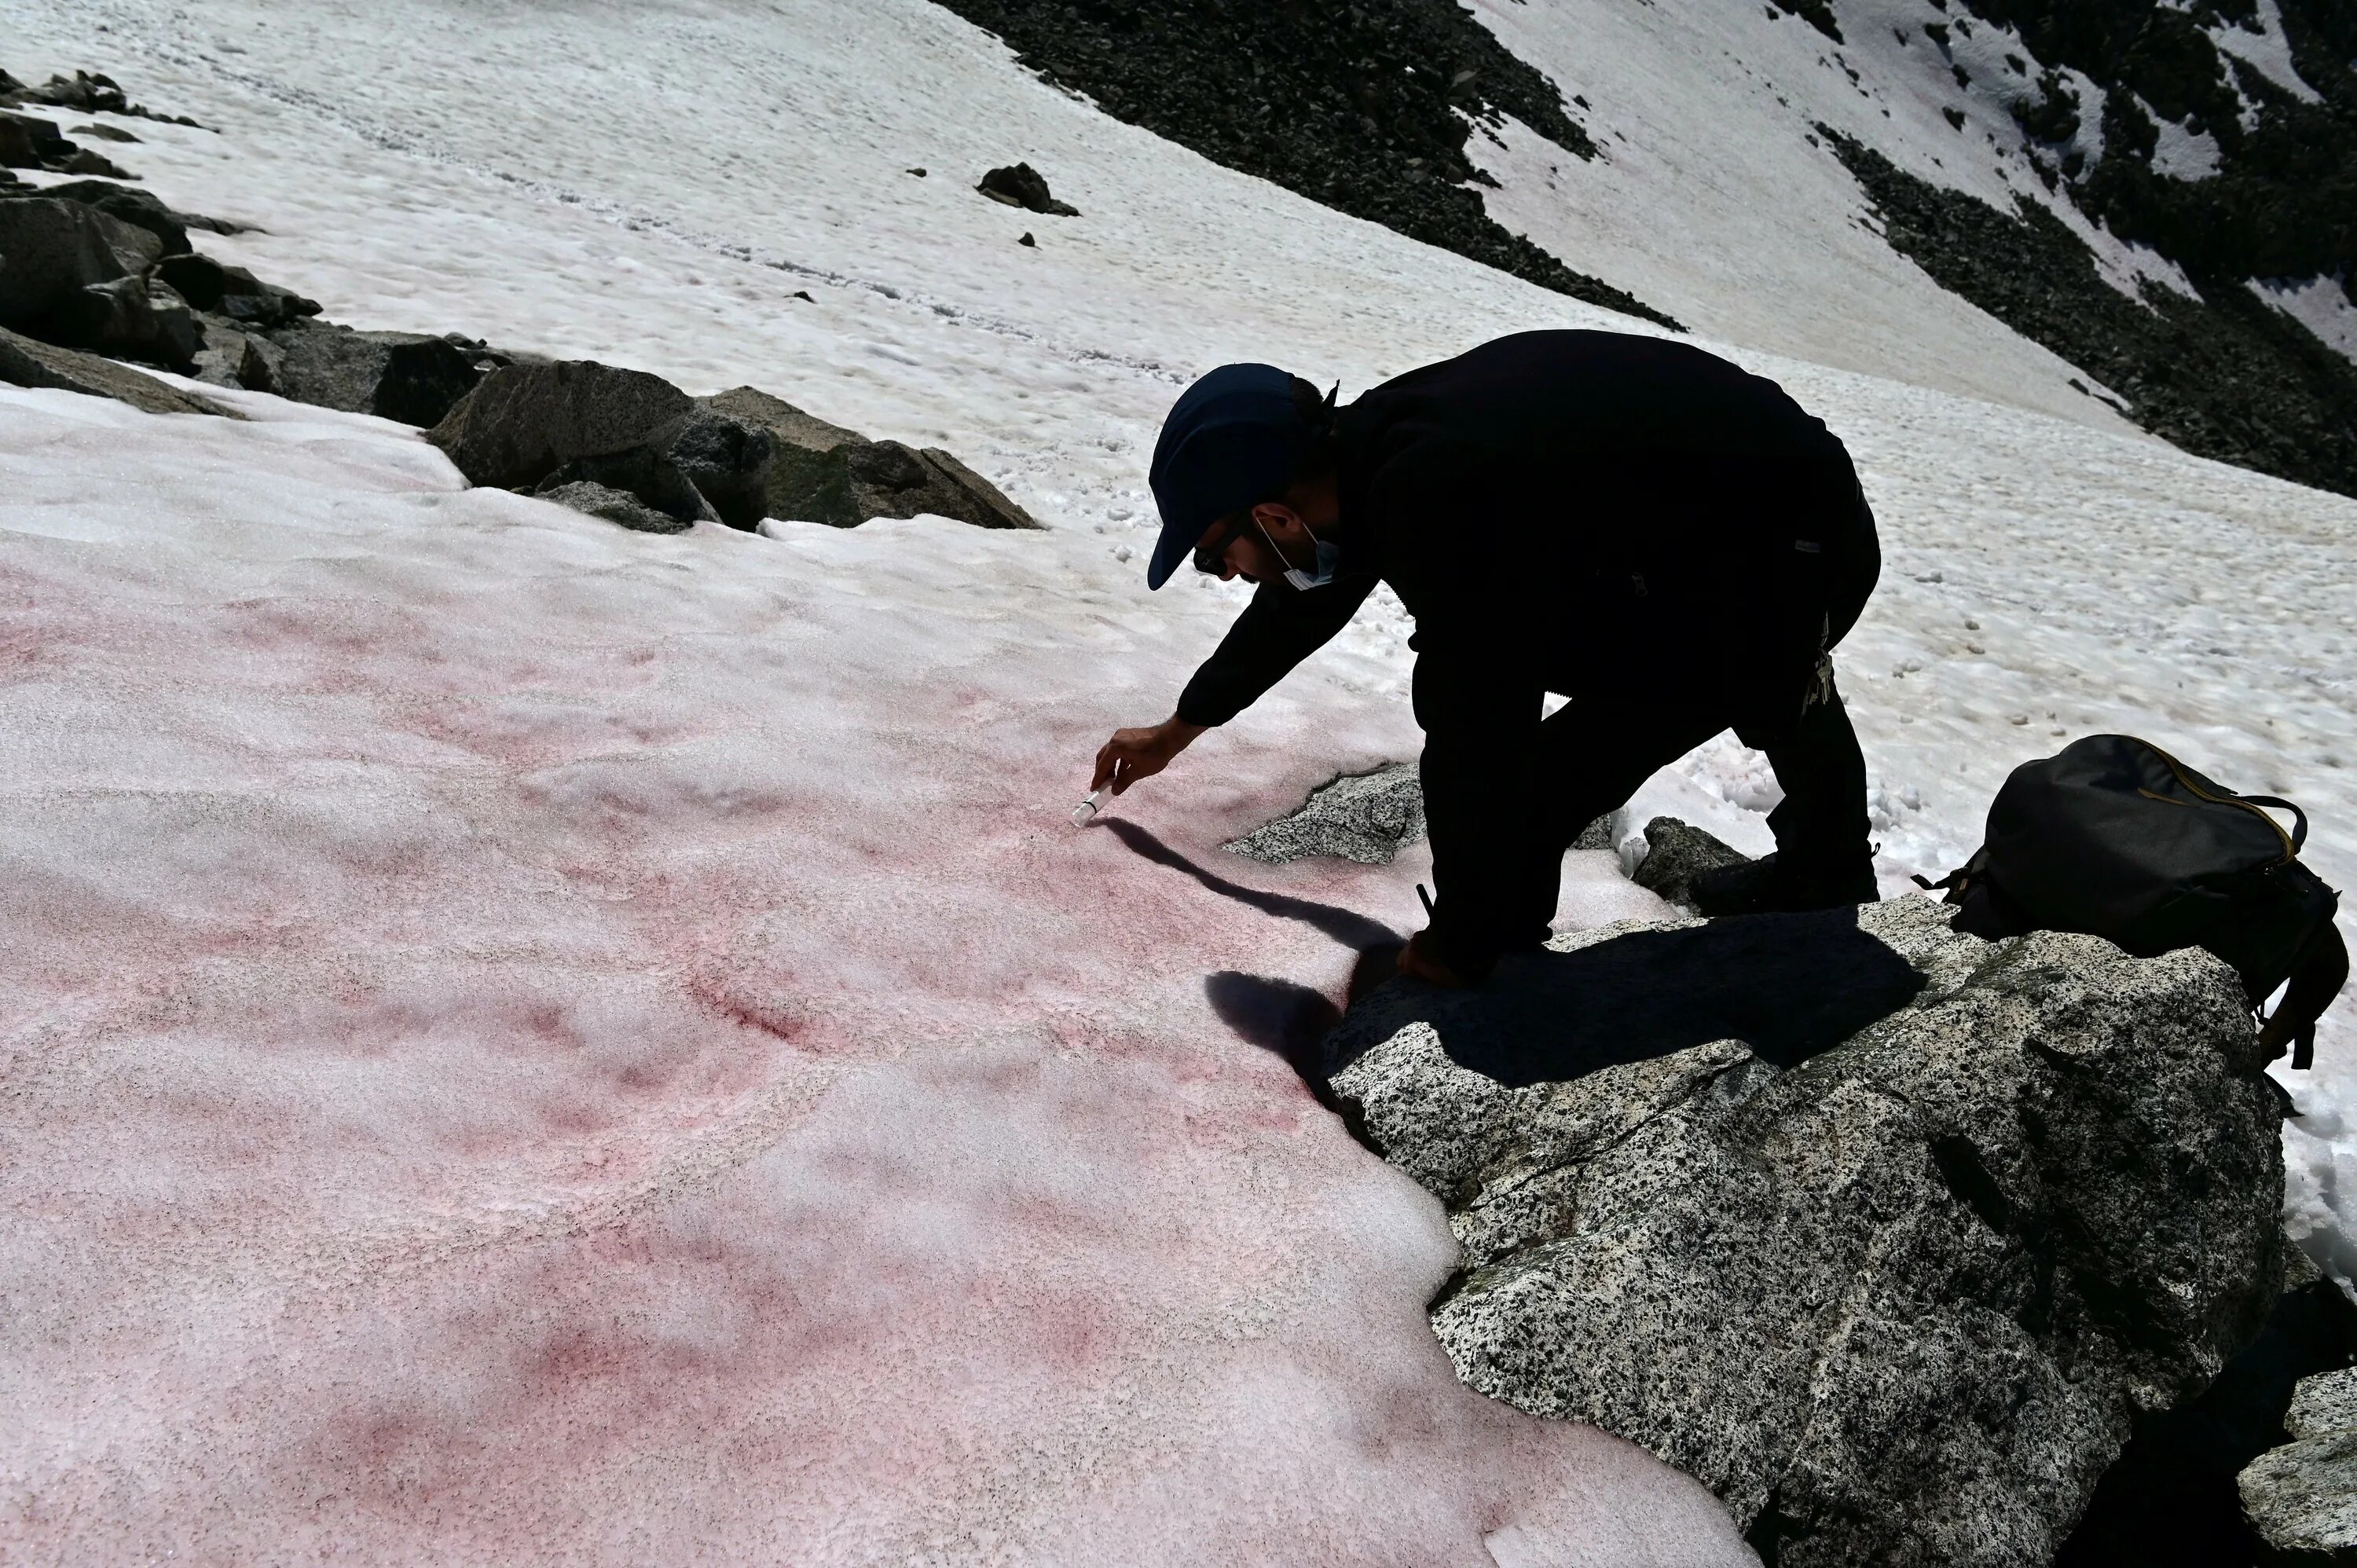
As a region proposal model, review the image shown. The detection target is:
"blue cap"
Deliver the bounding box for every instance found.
[1146,363,1316,590]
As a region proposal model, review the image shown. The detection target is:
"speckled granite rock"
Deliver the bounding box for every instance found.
[2241,1366,2357,1565]
[1223,763,1426,865]
[1629,815,1750,910]
[1222,763,1614,866]
[1329,896,2286,1567]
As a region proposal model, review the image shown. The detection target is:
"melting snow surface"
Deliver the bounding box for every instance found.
[3,0,2356,1556]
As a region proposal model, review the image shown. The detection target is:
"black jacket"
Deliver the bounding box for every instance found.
[1175,330,1875,975]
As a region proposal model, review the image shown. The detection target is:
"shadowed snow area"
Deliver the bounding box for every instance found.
[2,0,2356,1555]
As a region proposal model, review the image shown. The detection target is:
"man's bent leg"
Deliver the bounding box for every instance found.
[1497,690,1728,946]
[1690,683,1876,916]
[1762,682,1874,882]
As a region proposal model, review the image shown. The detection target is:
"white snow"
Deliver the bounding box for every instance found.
[2149,112,2225,181]
[2253,271,2357,366]
[3,0,2355,1557]
[2212,0,2326,104]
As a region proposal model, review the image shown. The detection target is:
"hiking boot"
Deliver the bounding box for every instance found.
[1689,852,1878,918]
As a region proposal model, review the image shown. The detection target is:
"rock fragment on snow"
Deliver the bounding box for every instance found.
[0,323,238,416]
[534,478,694,535]
[58,147,135,179]
[1629,815,1750,909]
[976,161,1079,215]
[1329,896,2286,1567]
[1226,764,1611,866]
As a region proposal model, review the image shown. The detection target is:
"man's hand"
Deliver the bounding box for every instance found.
[1091,716,1206,795]
[1397,931,1468,987]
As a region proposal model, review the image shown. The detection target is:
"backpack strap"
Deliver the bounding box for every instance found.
[2258,924,2350,1071]
[2237,794,2310,852]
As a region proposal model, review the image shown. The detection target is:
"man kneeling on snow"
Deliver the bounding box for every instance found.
[1092,330,1883,988]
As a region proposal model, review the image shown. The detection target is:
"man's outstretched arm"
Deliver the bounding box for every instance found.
[1091,573,1374,793]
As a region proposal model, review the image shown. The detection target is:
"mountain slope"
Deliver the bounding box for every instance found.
[1,0,2354,1559]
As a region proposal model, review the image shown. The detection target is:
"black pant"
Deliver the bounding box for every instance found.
[1500,678,1873,951]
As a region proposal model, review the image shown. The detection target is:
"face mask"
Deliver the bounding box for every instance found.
[1255,515,1341,591]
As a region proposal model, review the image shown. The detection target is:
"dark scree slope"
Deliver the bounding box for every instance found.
[927,0,1683,332]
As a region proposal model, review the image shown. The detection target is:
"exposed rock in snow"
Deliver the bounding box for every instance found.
[1629,815,1749,910]
[0,321,236,416]
[270,320,504,427]
[704,385,1039,531]
[661,407,778,531]
[1329,896,2288,1566]
[56,145,134,180]
[2240,1365,2357,1563]
[157,252,317,327]
[3,67,206,127]
[0,195,199,367]
[1224,764,1615,867]
[1224,763,1426,866]
[0,107,81,173]
[427,358,694,489]
[976,161,1077,216]
[21,179,192,256]
[535,477,694,535]
[0,195,159,311]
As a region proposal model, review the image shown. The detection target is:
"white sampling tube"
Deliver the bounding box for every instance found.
[1071,788,1108,826]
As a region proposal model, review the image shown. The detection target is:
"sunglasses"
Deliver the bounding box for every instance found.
[1192,516,1247,576]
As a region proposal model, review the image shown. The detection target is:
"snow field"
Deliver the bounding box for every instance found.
[2,0,2355,1552]
[0,384,1745,1561]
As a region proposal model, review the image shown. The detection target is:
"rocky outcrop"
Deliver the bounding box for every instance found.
[1,68,207,129]
[428,360,696,489]
[0,324,237,417]
[2241,1365,2357,1564]
[1327,894,2287,1567]
[0,196,200,368]
[264,320,504,426]
[31,180,192,257]
[2055,1236,2357,1563]
[427,361,780,529]
[702,386,1038,530]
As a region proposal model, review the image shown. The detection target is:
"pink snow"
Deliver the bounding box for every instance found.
[0,386,1744,1565]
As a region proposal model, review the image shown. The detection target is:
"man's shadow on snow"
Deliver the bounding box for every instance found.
[1104,819,1924,1095]
[1099,819,1396,1085]
[1320,908,1927,1088]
